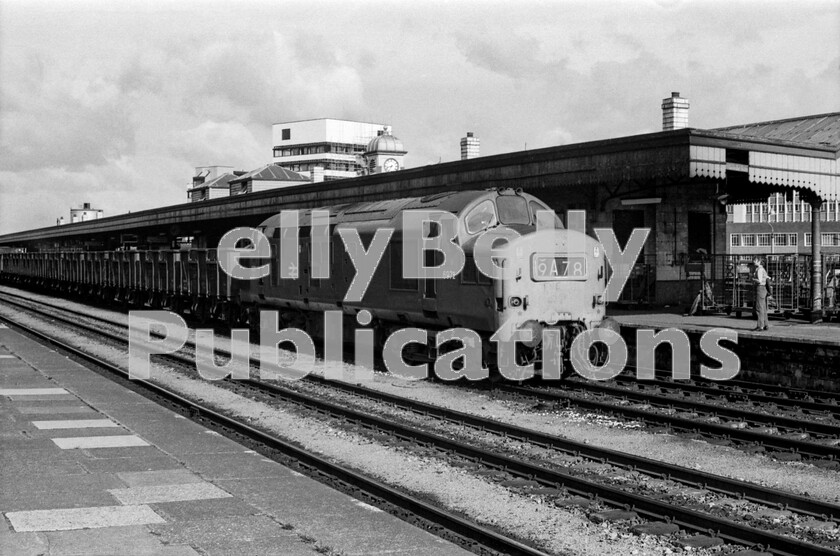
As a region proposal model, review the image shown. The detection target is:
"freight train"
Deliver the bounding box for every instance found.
[0,189,614,376]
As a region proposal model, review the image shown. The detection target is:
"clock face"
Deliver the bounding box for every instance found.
[383,158,399,172]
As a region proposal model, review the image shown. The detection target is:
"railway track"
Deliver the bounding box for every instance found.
[492,381,840,461]
[3,287,839,458]
[2,290,840,555]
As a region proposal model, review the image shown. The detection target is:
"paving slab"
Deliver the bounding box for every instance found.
[109,482,233,505]
[118,424,248,455]
[147,515,307,554]
[151,496,263,522]
[31,418,119,429]
[31,426,134,439]
[0,531,48,556]
[216,477,467,555]
[5,505,166,532]
[79,455,185,474]
[215,476,347,520]
[52,434,150,449]
[6,394,79,401]
[117,468,204,487]
[179,450,299,480]
[1,436,64,451]
[0,387,68,396]
[40,525,187,555]
[0,473,125,512]
[1,459,88,479]
[14,405,96,415]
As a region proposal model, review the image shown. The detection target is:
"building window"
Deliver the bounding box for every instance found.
[773,233,787,246]
[823,233,840,247]
[730,234,741,247]
[805,233,812,247]
[742,234,756,247]
[788,233,798,246]
[282,128,291,140]
[757,233,771,247]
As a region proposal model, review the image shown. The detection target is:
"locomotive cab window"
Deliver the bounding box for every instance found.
[465,200,497,234]
[497,196,530,225]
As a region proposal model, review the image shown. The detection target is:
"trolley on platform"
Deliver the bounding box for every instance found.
[686,261,728,316]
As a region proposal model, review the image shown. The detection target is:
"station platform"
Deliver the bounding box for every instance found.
[0,325,468,556]
[611,309,840,391]
[612,309,840,347]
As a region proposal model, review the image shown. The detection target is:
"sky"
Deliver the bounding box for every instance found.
[0,0,838,235]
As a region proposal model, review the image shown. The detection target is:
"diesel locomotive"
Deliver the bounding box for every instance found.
[0,188,614,377]
[235,188,611,375]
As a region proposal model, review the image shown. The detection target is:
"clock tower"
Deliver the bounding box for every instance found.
[363,126,407,174]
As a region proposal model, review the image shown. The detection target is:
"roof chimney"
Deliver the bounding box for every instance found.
[83,202,91,210]
[310,166,325,183]
[460,131,480,160]
[661,92,689,131]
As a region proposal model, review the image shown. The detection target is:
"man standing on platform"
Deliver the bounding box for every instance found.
[752,257,770,331]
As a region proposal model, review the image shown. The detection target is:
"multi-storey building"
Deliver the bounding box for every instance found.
[56,203,103,225]
[727,191,840,255]
[271,119,390,180]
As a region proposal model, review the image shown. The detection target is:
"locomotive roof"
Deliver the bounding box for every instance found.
[258,189,496,229]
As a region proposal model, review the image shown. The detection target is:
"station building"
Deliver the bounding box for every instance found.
[271,118,390,180]
[56,202,103,226]
[228,164,310,195]
[187,166,244,202]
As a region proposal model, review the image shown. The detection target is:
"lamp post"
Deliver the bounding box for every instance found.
[767,209,776,255]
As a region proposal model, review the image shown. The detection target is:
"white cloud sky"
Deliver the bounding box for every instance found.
[1,0,838,234]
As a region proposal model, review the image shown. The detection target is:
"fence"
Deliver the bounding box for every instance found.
[614,252,837,317]
[615,254,657,306]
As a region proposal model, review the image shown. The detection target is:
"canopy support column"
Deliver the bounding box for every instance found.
[810,197,823,323]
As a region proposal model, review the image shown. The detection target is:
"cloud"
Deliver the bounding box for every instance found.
[0,154,193,234]
[165,121,265,169]
[0,47,135,173]
[453,32,547,79]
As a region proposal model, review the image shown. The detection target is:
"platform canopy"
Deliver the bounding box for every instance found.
[690,113,840,202]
